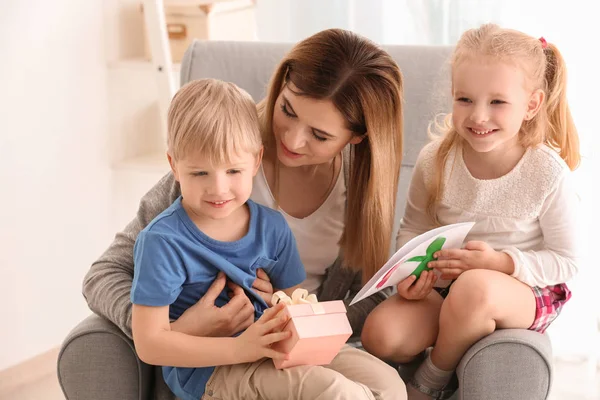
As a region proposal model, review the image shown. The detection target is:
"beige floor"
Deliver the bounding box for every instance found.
[6,359,599,400]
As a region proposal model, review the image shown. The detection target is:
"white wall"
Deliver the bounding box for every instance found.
[255,0,381,43]
[0,1,112,370]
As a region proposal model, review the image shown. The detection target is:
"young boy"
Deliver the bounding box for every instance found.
[131,79,306,400]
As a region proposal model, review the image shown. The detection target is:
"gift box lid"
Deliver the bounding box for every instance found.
[284,300,347,318]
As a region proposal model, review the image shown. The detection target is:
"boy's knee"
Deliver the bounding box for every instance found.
[311,370,405,400]
[299,369,363,398]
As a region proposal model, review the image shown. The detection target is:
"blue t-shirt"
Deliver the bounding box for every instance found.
[131,197,306,400]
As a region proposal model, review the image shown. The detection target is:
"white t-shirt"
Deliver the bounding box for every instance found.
[398,140,582,288]
[250,164,346,294]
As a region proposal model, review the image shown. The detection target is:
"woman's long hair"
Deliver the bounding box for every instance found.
[260,29,404,283]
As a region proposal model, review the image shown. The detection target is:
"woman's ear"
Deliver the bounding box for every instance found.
[349,134,366,145]
[167,152,180,182]
[525,89,545,120]
[253,147,264,176]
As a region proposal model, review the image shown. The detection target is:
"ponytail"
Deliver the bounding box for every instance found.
[543,44,580,170]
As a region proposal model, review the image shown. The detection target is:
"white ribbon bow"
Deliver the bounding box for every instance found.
[271,288,318,305]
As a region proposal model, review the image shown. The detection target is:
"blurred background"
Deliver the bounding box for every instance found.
[1,0,598,398]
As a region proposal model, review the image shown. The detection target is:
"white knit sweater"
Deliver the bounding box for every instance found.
[397,140,581,288]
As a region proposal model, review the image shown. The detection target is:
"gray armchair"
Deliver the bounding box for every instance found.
[58,40,553,400]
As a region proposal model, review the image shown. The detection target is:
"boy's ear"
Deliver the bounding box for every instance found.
[167,152,180,181]
[253,147,264,176]
[525,89,545,120]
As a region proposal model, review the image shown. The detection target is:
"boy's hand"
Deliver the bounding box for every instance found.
[428,241,515,279]
[396,270,438,300]
[252,268,274,306]
[234,302,291,363]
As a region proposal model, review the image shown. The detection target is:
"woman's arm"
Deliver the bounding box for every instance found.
[346,270,390,337]
[82,173,180,337]
[318,258,390,337]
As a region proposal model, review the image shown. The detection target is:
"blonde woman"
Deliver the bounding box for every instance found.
[84,29,406,399]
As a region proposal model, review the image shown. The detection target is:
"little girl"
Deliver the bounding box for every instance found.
[361,24,581,399]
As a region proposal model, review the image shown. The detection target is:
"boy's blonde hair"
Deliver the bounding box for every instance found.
[167,78,262,164]
[427,23,581,222]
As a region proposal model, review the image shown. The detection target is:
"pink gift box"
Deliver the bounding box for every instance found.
[271,300,353,369]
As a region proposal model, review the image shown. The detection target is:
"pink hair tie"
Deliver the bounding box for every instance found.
[539,37,548,49]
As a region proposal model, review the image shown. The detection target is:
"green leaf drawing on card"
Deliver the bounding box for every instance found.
[407,236,446,279]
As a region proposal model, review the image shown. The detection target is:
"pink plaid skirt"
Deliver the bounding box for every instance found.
[529,283,571,333]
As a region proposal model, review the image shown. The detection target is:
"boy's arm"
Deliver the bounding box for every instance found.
[132,304,238,367]
[133,303,291,367]
[132,230,291,366]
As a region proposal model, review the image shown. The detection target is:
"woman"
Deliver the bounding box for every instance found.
[84,28,405,399]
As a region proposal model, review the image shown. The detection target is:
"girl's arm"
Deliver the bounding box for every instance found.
[132,302,291,367]
[503,173,582,287]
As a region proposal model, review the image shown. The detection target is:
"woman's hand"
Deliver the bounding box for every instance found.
[396,270,438,300]
[428,241,515,279]
[170,272,255,337]
[234,302,291,363]
[252,268,274,306]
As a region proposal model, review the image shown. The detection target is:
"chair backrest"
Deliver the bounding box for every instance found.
[180,40,453,235]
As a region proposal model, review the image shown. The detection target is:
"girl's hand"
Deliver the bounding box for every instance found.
[234,302,291,363]
[252,268,274,306]
[428,241,515,279]
[171,272,255,337]
[396,270,438,300]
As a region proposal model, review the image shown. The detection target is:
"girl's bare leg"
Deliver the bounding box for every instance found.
[432,269,536,370]
[361,291,443,364]
[407,270,536,400]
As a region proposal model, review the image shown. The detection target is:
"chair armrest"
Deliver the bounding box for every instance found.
[57,314,154,400]
[456,329,552,400]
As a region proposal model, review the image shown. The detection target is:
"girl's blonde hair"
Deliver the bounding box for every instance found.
[167,78,262,164]
[260,29,404,283]
[427,23,580,222]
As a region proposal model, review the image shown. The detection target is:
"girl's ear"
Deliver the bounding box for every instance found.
[253,146,264,176]
[167,152,180,182]
[525,89,545,120]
